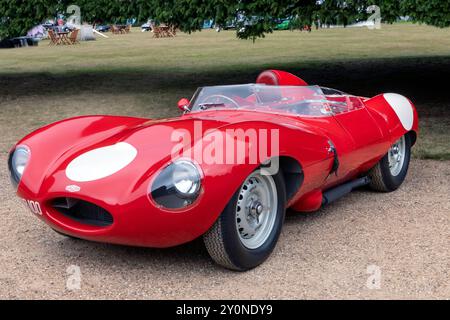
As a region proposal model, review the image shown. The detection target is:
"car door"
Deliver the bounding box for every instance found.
[331,95,385,174]
[298,94,385,187]
[298,114,357,187]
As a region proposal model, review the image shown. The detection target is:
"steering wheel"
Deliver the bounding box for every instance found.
[200,94,240,109]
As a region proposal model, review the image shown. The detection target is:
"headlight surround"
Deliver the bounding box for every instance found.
[150,159,202,209]
[8,145,31,189]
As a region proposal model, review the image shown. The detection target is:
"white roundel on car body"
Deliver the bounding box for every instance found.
[383,93,414,131]
[66,142,137,182]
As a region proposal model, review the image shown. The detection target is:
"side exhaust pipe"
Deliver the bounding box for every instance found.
[322,176,371,206]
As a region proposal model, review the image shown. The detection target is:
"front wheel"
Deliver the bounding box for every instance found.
[368,134,412,192]
[203,170,286,271]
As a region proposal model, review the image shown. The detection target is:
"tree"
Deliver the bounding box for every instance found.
[0,0,56,39]
[1,0,449,40]
[0,0,141,39]
[401,0,450,28]
[145,0,320,39]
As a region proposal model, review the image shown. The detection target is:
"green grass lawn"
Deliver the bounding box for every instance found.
[2,24,450,74]
[0,24,449,159]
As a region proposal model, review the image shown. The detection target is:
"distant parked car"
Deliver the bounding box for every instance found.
[45,24,73,33]
[95,25,111,33]
[42,20,56,30]
[141,22,151,32]
[202,19,214,29]
[0,37,39,48]
[222,20,236,30]
[274,19,291,30]
[223,14,260,31]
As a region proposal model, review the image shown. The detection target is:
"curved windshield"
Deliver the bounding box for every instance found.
[189,84,361,117]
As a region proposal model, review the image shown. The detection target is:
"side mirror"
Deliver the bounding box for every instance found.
[177,98,190,112]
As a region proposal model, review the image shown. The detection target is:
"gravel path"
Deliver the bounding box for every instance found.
[0,157,448,299]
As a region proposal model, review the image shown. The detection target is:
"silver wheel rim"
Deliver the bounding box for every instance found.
[235,172,278,249]
[388,136,406,176]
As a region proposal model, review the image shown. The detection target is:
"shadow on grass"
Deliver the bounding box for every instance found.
[1,55,449,159]
[1,56,450,112]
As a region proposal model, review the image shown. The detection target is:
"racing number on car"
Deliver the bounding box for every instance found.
[23,199,42,216]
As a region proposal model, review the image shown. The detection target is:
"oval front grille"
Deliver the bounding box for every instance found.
[51,198,113,227]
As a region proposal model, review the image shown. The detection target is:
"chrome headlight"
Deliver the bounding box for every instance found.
[150,160,202,209]
[172,160,201,196]
[8,145,30,189]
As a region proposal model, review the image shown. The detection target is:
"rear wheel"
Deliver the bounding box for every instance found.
[203,170,286,271]
[368,134,412,192]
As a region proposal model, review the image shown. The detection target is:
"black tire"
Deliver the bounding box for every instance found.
[368,133,412,192]
[203,170,286,271]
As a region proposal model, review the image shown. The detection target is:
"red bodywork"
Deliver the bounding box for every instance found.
[11,70,419,248]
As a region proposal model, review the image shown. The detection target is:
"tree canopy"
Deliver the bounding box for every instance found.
[1,0,449,39]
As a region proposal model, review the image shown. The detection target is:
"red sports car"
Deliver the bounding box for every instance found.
[8,70,418,270]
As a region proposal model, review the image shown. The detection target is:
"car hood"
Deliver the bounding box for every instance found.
[15,115,230,197]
